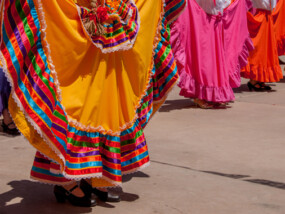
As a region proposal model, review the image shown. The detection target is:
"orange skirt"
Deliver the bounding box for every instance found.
[241,4,284,82]
[274,0,285,55]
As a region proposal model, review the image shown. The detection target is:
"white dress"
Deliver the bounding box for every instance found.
[251,0,277,10]
[195,0,232,14]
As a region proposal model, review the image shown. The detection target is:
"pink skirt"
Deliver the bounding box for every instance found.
[171,0,253,102]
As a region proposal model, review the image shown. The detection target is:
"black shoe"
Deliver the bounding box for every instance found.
[259,82,272,91]
[80,180,121,203]
[1,121,21,136]
[54,185,96,207]
[247,82,265,92]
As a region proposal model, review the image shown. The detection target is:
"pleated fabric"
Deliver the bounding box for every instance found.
[0,0,184,187]
[274,0,285,56]
[77,0,140,53]
[170,0,253,103]
[241,0,284,82]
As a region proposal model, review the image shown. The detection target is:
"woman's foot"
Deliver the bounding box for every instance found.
[80,179,121,203]
[1,109,20,136]
[54,183,96,207]
[193,98,214,109]
[258,82,272,91]
[212,102,229,107]
[247,80,264,92]
[1,121,20,136]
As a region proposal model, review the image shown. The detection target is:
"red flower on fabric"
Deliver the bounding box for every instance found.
[97,6,109,22]
[89,13,97,23]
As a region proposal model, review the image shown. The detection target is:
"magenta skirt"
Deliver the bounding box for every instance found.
[171,0,253,102]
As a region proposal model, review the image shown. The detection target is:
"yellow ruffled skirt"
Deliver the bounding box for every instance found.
[0,0,182,187]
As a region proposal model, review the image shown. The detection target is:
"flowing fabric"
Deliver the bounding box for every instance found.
[241,0,284,82]
[77,0,140,53]
[0,0,184,187]
[165,0,187,23]
[170,0,253,103]
[274,0,285,55]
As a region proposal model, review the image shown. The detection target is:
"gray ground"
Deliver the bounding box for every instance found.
[0,58,285,214]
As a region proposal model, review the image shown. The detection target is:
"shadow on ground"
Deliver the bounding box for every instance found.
[0,178,143,214]
[152,160,285,191]
[159,99,231,112]
[122,171,150,183]
[159,99,195,112]
[233,83,250,93]
[0,180,92,214]
[233,83,277,93]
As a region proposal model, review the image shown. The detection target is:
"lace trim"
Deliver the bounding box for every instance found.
[1,0,164,185]
[50,0,166,182]
[35,3,63,104]
[60,0,166,178]
[122,161,150,176]
[166,0,187,24]
[30,176,74,186]
[67,0,167,135]
[0,53,67,167]
[0,0,67,176]
[76,0,141,54]
[36,150,122,186]
[25,0,166,136]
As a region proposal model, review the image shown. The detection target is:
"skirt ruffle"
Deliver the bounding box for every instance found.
[77,0,140,53]
[229,37,254,88]
[178,72,235,102]
[1,0,180,187]
[241,64,283,82]
[171,0,251,103]
[241,8,283,82]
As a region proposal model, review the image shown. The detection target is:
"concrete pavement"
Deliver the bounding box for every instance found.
[0,60,285,214]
